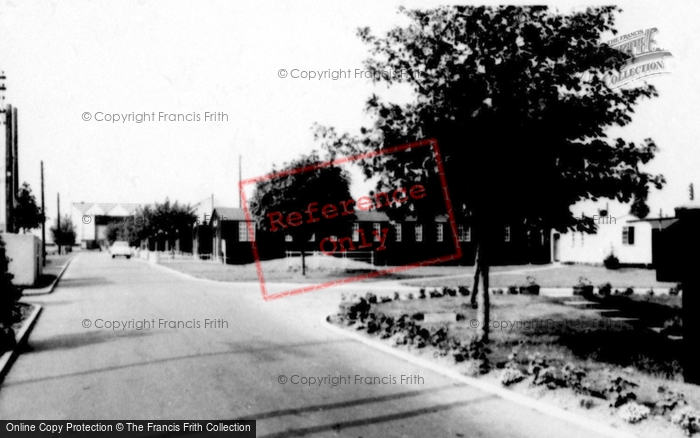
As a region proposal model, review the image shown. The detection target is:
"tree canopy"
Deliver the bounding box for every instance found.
[50,215,76,246]
[250,150,356,275]
[13,182,44,233]
[316,5,664,341]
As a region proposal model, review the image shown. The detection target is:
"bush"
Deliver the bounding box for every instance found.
[573,276,594,296]
[604,252,620,270]
[670,283,683,296]
[500,368,525,386]
[0,235,20,353]
[598,282,612,297]
[672,407,700,436]
[458,285,470,296]
[519,276,540,295]
[618,402,650,424]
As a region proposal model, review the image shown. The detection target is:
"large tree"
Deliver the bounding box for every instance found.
[317,6,663,342]
[13,182,44,233]
[250,150,356,275]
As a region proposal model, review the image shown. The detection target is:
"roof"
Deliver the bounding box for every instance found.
[403,214,449,223]
[355,211,390,222]
[212,208,390,222]
[628,216,678,230]
[72,202,141,216]
[212,207,249,221]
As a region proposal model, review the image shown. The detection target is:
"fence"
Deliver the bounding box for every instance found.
[285,250,374,270]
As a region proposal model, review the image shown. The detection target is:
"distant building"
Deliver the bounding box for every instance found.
[202,207,550,266]
[72,202,141,248]
[552,204,677,267]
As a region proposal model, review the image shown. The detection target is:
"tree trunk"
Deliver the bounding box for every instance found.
[301,249,306,276]
[470,243,480,308]
[475,241,490,343]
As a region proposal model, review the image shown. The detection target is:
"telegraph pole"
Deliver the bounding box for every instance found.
[57,193,61,255]
[12,107,17,210]
[41,161,46,265]
[5,104,12,232]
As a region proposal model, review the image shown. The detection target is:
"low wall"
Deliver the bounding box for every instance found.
[2,233,43,286]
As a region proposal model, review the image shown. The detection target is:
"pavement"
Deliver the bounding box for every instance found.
[0,251,624,437]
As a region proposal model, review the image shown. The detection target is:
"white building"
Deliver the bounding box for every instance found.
[72,202,141,248]
[552,202,676,267]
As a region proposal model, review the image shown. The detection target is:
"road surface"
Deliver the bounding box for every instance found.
[0,252,612,437]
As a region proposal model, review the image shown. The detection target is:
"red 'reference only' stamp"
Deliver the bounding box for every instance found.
[239,138,461,301]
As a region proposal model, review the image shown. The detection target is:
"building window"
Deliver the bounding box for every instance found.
[285,235,293,242]
[415,224,423,242]
[352,223,359,242]
[458,225,471,242]
[373,223,381,242]
[504,225,511,242]
[436,224,444,242]
[623,226,635,245]
[238,222,255,242]
[393,223,402,242]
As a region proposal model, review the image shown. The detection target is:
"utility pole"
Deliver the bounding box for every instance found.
[12,107,17,211]
[5,104,13,232]
[41,161,46,266]
[57,193,61,255]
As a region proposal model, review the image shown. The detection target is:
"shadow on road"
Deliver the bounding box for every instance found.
[256,395,497,438]
[4,339,356,389]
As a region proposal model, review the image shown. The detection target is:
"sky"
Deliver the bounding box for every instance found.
[1,0,699,225]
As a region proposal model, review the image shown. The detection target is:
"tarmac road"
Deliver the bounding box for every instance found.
[0,251,614,438]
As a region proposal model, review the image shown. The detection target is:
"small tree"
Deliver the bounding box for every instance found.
[250,151,356,275]
[13,182,44,233]
[50,215,76,249]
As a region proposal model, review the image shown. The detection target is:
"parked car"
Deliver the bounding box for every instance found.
[45,243,58,255]
[109,241,132,259]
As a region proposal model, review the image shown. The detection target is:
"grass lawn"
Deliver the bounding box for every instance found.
[161,254,389,283]
[401,264,677,290]
[331,293,699,438]
[160,254,676,291]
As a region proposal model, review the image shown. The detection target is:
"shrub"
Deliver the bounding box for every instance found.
[672,407,700,436]
[580,398,597,409]
[608,375,639,408]
[618,402,650,424]
[604,252,620,270]
[520,276,540,295]
[0,235,19,353]
[507,285,519,295]
[573,276,594,296]
[429,289,444,298]
[598,282,612,297]
[670,283,683,296]
[458,285,470,296]
[655,385,687,416]
[500,368,525,386]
